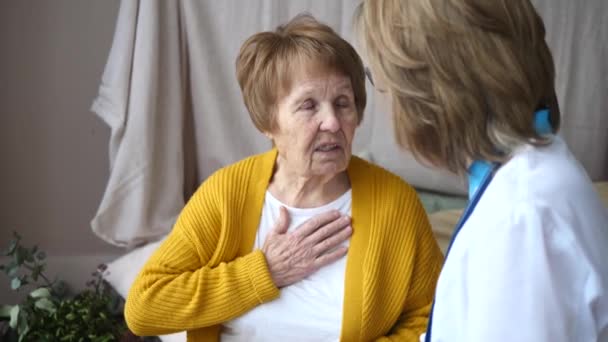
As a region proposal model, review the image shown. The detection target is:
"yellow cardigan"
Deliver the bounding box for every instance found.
[125,150,443,341]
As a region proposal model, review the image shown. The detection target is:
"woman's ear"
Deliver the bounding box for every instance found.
[263,131,276,147]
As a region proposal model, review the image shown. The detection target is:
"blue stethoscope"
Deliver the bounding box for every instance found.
[424,108,553,342]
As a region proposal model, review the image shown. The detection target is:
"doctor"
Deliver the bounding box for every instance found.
[355,0,608,341]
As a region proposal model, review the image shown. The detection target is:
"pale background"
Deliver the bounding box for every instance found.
[0,0,122,303]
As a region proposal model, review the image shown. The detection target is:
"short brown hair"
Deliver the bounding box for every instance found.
[236,14,366,132]
[355,0,560,174]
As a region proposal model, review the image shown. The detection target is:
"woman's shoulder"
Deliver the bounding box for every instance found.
[202,150,276,186]
[197,149,276,193]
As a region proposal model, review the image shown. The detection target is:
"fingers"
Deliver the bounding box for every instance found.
[265,209,351,288]
[304,215,351,245]
[313,246,349,269]
[294,210,344,238]
[273,206,290,234]
[311,225,352,256]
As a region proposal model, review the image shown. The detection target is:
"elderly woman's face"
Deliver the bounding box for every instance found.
[269,71,358,178]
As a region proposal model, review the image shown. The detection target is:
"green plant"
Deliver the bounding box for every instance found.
[0,232,129,341]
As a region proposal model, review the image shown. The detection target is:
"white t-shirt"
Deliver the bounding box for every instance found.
[424,137,608,342]
[221,189,352,342]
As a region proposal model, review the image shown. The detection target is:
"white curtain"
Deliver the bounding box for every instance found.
[90,1,190,247]
[91,0,608,247]
[531,0,608,181]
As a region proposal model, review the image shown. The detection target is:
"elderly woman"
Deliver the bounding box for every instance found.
[125,14,443,341]
[356,1,608,341]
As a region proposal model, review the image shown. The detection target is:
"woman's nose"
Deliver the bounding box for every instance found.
[319,106,340,132]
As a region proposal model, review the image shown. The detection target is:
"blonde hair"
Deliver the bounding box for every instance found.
[355,0,560,174]
[236,14,366,133]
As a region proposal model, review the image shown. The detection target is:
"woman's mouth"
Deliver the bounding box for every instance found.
[315,143,342,152]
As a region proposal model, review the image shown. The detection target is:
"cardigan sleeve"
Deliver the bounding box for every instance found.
[124,172,280,336]
[376,188,444,341]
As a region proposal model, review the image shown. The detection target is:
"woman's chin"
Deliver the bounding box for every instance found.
[311,155,349,176]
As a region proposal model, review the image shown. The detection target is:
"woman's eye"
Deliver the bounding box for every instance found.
[300,100,315,111]
[335,98,352,108]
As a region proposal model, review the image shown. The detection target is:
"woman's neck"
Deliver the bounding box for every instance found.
[268,165,351,209]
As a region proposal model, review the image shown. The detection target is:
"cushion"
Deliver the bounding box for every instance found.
[417,190,467,214]
[428,209,463,254]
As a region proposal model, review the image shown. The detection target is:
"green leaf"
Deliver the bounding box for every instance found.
[36,251,46,261]
[25,253,35,263]
[14,246,27,265]
[9,305,19,329]
[60,332,76,341]
[30,287,51,298]
[7,263,19,277]
[0,304,13,317]
[17,312,29,337]
[18,325,30,342]
[66,312,76,321]
[25,246,36,263]
[52,280,68,297]
[31,264,43,281]
[11,277,22,290]
[35,297,56,313]
[5,239,18,256]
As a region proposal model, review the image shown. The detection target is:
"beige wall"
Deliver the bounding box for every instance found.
[0,0,122,303]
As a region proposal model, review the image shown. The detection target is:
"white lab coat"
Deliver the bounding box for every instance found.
[427,136,608,341]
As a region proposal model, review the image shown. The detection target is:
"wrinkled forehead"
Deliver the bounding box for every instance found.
[276,54,352,100]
